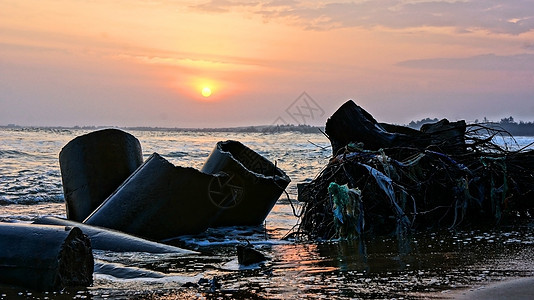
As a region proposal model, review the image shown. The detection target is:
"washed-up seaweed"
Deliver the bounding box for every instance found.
[296,101,534,240]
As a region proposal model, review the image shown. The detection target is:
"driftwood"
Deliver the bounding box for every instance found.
[0,222,93,291]
[297,100,534,240]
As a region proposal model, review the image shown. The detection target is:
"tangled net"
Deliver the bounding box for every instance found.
[295,123,534,241]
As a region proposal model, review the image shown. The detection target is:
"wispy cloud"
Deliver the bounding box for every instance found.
[397,53,534,70]
[190,0,260,13]
[191,0,534,34]
[116,53,264,72]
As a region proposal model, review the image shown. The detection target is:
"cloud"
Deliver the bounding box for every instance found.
[190,0,259,13]
[191,0,534,34]
[116,53,264,72]
[396,53,534,71]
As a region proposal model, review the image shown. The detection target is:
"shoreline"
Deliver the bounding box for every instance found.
[442,276,534,299]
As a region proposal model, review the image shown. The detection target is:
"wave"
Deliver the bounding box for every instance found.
[0,150,33,158]
[165,151,189,158]
[0,194,64,205]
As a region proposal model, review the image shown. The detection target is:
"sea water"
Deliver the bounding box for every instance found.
[1,127,533,299]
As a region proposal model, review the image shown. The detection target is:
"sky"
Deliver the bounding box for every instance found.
[1,0,533,128]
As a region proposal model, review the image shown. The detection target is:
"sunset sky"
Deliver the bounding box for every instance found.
[1,0,533,127]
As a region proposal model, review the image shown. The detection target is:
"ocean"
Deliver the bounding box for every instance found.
[1,127,533,299]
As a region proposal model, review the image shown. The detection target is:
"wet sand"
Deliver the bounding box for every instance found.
[451,277,534,299]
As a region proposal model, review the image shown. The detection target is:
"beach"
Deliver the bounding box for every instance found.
[1,127,534,298]
[448,277,534,299]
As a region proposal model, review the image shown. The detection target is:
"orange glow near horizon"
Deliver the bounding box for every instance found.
[2,0,534,127]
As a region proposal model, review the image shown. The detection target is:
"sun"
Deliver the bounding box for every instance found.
[201,87,212,97]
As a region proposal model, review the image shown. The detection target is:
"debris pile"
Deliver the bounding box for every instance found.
[297,100,534,240]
